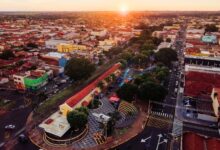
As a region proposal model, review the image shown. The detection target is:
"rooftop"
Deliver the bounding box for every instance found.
[39,111,70,137]
[64,63,121,108]
[183,132,220,150]
[184,71,220,99]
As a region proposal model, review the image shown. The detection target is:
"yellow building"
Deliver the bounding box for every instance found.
[211,88,220,118]
[57,43,87,53]
[59,63,122,116]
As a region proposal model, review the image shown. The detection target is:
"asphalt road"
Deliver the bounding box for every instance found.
[116,126,169,150]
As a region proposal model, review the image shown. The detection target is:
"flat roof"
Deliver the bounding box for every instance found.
[39,111,70,137]
[45,52,65,59]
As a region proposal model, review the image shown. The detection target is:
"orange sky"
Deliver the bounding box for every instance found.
[0,0,220,11]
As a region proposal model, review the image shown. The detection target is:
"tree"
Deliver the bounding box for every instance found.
[105,76,112,83]
[120,52,133,62]
[154,66,169,82]
[65,58,96,81]
[67,110,88,130]
[118,59,127,69]
[116,83,138,102]
[0,50,15,60]
[141,41,156,51]
[75,106,89,116]
[155,48,177,67]
[97,81,105,90]
[110,74,116,81]
[166,38,171,43]
[27,43,38,48]
[138,81,167,102]
[152,37,163,46]
[205,24,218,32]
[104,47,123,58]
[131,53,148,67]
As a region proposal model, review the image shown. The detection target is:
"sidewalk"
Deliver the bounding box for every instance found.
[88,104,148,150]
[175,88,216,127]
[27,103,148,150]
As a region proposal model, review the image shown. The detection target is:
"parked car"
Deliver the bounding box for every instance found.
[18,134,28,144]
[5,124,16,130]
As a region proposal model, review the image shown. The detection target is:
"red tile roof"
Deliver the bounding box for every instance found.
[185,71,220,99]
[183,132,220,150]
[183,132,205,150]
[65,63,121,108]
[206,138,220,150]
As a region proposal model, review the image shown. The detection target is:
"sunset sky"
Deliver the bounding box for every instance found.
[0,0,219,11]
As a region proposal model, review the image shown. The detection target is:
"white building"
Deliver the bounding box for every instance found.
[98,39,117,51]
[91,29,107,37]
[155,42,172,52]
[45,39,71,49]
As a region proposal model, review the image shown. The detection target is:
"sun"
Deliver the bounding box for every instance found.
[119,4,129,15]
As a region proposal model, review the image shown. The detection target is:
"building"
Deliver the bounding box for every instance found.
[183,132,220,150]
[45,39,71,49]
[39,63,121,137]
[13,70,49,91]
[211,88,220,131]
[202,35,217,44]
[186,29,205,40]
[91,29,107,37]
[57,43,87,53]
[98,39,117,51]
[59,63,121,116]
[211,88,220,118]
[40,52,69,68]
[155,42,172,52]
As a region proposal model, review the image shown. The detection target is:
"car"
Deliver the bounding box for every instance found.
[209,124,216,128]
[5,124,16,130]
[18,134,28,144]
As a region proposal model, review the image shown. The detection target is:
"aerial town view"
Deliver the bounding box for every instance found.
[0,0,220,150]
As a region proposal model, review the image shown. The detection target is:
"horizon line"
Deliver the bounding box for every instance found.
[0,10,220,13]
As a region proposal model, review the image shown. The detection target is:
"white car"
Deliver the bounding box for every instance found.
[5,124,16,130]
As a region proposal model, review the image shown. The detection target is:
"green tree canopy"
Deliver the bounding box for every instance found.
[205,24,219,32]
[155,48,177,67]
[120,51,133,62]
[116,83,138,102]
[137,81,167,102]
[0,50,15,60]
[65,57,96,81]
[67,110,88,130]
[75,106,89,116]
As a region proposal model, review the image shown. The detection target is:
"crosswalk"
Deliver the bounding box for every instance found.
[150,111,174,119]
[93,132,106,145]
[172,118,183,137]
[147,111,173,129]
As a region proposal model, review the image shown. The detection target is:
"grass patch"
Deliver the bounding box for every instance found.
[34,85,76,119]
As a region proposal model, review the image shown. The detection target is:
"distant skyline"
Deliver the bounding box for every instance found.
[0,0,220,11]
